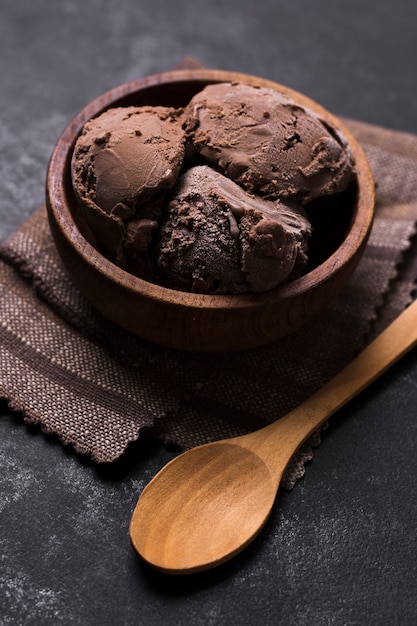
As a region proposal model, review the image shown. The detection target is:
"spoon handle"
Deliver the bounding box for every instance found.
[240,298,417,475]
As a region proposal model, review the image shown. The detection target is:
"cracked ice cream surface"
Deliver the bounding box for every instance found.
[157,166,312,294]
[184,82,354,204]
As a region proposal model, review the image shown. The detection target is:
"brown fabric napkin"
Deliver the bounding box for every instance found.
[1,114,417,489]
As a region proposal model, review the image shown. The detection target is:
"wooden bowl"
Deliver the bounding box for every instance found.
[46,69,375,352]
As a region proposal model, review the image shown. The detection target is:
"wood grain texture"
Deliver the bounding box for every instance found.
[45,69,375,351]
[130,298,417,574]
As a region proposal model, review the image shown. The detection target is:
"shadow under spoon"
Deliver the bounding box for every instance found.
[130,299,417,575]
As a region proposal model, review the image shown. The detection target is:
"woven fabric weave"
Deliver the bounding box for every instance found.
[1,117,417,489]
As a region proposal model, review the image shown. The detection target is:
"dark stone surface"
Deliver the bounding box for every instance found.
[1,1,417,624]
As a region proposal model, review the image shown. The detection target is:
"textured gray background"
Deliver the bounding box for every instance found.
[1,1,417,624]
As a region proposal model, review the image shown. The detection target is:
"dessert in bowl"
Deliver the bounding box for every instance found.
[46,69,375,352]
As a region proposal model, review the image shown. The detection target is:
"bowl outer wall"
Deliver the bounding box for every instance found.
[45,69,375,352]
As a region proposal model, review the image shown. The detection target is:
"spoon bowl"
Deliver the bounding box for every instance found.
[132,444,277,572]
[130,298,417,574]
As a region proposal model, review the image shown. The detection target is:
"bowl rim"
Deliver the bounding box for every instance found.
[46,68,375,311]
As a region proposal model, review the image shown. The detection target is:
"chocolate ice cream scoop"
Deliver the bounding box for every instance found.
[184,82,355,204]
[70,82,356,294]
[71,105,185,267]
[157,165,311,294]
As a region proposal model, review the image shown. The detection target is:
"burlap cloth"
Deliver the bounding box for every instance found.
[1,107,417,489]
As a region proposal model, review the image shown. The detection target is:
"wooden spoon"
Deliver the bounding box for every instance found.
[130,299,417,575]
